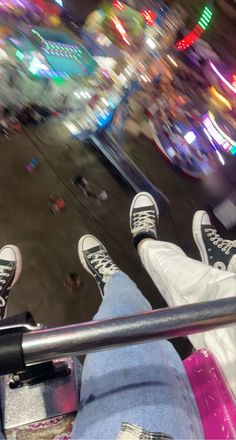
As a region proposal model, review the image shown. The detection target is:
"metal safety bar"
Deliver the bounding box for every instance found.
[23,297,236,365]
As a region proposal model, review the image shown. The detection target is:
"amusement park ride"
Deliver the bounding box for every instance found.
[0,298,236,438]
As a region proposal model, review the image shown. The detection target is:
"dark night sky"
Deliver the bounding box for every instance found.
[61,0,166,22]
[61,0,154,29]
[62,0,100,23]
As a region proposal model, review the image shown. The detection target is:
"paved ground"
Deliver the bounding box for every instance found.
[2,125,169,330]
[1,119,232,361]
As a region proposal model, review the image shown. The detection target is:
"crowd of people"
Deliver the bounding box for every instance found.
[0,102,59,139]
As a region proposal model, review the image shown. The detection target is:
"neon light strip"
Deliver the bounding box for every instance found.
[113,1,125,11]
[203,116,230,151]
[208,112,236,147]
[176,4,213,51]
[209,86,232,110]
[111,16,130,45]
[209,62,236,95]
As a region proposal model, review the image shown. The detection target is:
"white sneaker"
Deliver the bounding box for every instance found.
[0,245,22,319]
[78,235,120,297]
[193,210,236,272]
[130,192,159,246]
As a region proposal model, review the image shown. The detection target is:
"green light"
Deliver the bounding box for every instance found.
[16,50,24,61]
[204,10,212,19]
[200,17,209,26]
[230,146,236,155]
[198,20,207,30]
[29,56,40,75]
[204,7,212,15]
[199,16,209,25]
[201,14,210,23]
[53,77,65,85]
[29,66,38,75]
[198,5,213,30]
[202,12,211,22]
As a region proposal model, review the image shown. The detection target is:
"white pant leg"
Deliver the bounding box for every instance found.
[140,239,236,397]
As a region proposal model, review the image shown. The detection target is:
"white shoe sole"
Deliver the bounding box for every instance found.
[192,211,209,265]
[129,192,159,233]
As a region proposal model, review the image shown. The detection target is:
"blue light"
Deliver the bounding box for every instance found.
[96,112,113,128]
[54,0,63,7]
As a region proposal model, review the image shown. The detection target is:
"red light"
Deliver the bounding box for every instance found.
[176,30,200,51]
[232,75,236,88]
[193,25,203,36]
[176,4,213,51]
[111,16,130,45]
[141,9,156,26]
[113,1,125,11]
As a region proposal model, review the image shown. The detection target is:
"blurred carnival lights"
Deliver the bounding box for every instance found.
[167,54,178,67]
[209,62,236,95]
[209,86,232,110]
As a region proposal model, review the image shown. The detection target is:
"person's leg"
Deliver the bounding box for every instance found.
[139,240,236,307]
[0,245,22,439]
[129,192,236,396]
[72,235,203,440]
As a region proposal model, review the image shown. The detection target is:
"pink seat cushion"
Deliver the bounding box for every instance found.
[184,349,236,439]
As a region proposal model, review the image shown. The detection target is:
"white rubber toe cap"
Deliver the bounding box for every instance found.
[132,192,158,211]
[79,235,102,253]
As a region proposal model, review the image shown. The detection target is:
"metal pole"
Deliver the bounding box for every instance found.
[23,297,236,365]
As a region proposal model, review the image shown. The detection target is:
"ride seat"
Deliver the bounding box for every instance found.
[184,349,236,439]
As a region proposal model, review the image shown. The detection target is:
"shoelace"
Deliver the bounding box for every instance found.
[88,251,119,283]
[205,228,236,255]
[131,210,156,236]
[0,264,12,309]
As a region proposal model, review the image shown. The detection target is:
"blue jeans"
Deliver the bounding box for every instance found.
[72,272,203,439]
